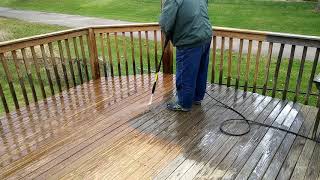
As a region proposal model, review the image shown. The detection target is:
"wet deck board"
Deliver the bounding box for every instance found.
[0,74,319,180]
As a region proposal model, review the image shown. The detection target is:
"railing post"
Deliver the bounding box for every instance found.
[162,34,173,74]
[312,74,320,139]
[88,28,100,80]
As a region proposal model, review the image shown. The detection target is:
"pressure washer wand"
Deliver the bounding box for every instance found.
[148,37,170,105]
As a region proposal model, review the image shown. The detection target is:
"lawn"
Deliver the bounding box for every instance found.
[0,17,66,42]
[0,0,319,36]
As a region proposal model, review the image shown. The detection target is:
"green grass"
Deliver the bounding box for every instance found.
[0,0,319,36]
[0,17,66,41]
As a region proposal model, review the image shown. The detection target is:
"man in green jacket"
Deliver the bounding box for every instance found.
[160,0,212,111]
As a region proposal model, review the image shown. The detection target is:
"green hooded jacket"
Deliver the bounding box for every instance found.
[159,0,212,48]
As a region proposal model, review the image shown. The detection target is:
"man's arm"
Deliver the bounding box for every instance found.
[159,0,179,38]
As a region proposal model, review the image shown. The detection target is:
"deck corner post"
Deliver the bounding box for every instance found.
[88,28,100,80]
[162,34,174,74]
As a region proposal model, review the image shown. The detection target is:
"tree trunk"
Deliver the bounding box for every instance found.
[317,0,320,12]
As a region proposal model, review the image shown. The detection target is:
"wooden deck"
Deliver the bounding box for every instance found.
[0,73,319,180]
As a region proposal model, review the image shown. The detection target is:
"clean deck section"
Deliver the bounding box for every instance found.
[0,74,319,180]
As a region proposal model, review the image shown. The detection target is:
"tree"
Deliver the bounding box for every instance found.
[317,0,320,12]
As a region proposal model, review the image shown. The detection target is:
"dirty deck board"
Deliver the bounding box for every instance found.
[0,74,319,180]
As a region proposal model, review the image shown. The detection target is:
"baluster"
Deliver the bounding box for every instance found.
[236,39,244,89]
[305,48,320,104]
[219,37,225,85]
[211,36,217,84]
[262,42,273,95]
[11,50,29,106]
[0,82,9,113]
[138,31,143,75]
[57,41,70,89]
[64,39,76,86]
[227,37,233,87]
[253,41,262,93]
[244,40,253,92]
[79,36,89,81]
[130,32,136,76]
[99,33,108,77]
[48,42,62,92]
[21,48,37,102]
[73,37,83,84]
[30,46,46,99]
[114,32,121,77]
[294,46,307,102]
[272,43,285,98]
[145,31,151,74]
[106,33,114,77]
[282,45,296,100]
[40,44,55,95]
[154,30,158,71]
[122,32,129,76]
[0,53,19,109]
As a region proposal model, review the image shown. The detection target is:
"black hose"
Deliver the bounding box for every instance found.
[205,91,320,144]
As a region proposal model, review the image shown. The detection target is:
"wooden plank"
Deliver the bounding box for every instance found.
[155,91,257,180]
[122,32,129,76]
[221,100,290,179]
[72,37,83,84]
[247,104,307,180]
[79,36,89,81]
[272,43,285,98]
[0,74,149,172]
[244,40,253,92]
[106,33,114,77]
[40,44,55,95]
[213,30,266,42]
[211,36,217,84]
[282,45,296,100]
[117,86,228,179]
[0,81,9,113]
[253,41,262,93]
[99,33,108,77]
[93,24,160,34]
[64,39,76,86]
[145,31,151,74]
[12,75,173,179]
[267,107,317,180]
[30,46,46,99]
[227,37,233,87]
[233,102,300,180]
[0,53,19,109]
[219,37,225,85]
[262,42,273,95]
[114,32,121,77]
[154,30,158,71]
[304,143,320,180]
[58,41,70,89]
[114,87,238,180]
[48,42,62,93]
[197,98,281,180]
[11,50,29,106]
[130,32,136,76]
[178,95,272,180]
[236,39,244,89]
[304,48,320,105]
[294,46,307,102]
[138,31,143,75]
[21,48,37,102]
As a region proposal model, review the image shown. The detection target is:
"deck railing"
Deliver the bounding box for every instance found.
[0,23,319,115]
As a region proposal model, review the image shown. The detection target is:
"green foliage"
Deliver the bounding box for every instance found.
[0,0,319,35]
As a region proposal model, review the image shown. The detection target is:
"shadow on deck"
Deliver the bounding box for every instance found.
[0,74,319,180]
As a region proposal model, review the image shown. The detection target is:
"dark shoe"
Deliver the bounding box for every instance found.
[167,102,190,112]
[193,100,202,105]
